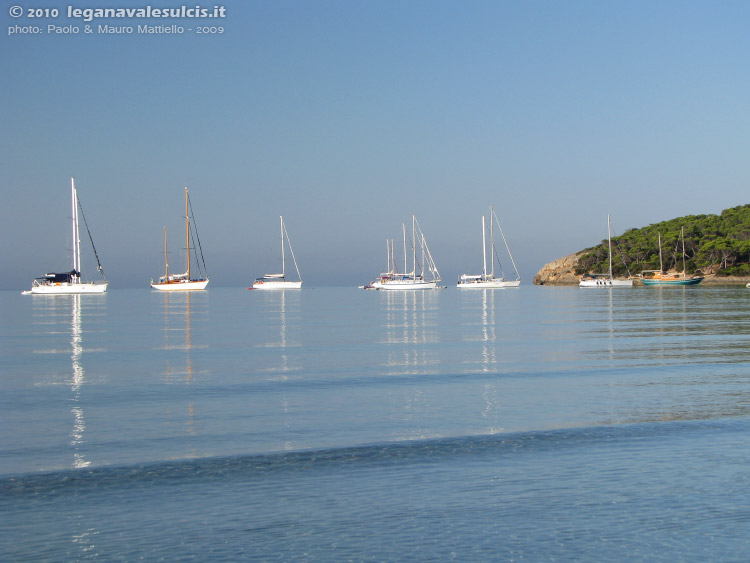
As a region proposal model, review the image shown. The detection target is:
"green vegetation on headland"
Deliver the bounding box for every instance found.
[576,204,750,278]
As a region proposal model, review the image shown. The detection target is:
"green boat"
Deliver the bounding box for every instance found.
[640,273,703,286]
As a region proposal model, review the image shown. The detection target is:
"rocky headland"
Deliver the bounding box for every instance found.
[533,253,584,285]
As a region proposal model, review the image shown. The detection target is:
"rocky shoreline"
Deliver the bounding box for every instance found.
[533,253,750,285]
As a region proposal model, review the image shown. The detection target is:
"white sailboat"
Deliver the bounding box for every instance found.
[150,187,209,291]
[458,206,521,288]
[368,215,441,290]
[252,216,302,290]
[24,178,108,295]
[579,214,633,287]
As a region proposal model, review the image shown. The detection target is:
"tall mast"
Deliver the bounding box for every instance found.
[421,233,425,277]
[681,227,686,275]
[394,239,397,272]
[658,232,663,272]
[402,223,407,276]
[163,226,168,280]
[185,187,190,279]
[386,239,390,273]
[412,215,417,277]
[490,206,495,278]
[482,214,488,279]
[608,214,613,280]
[280,216,286,278]
[71,178,81,281]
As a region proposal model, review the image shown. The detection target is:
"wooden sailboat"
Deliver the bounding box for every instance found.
[150,187,209,291]
[458,206,521,288]
[24,178,108,294]
[639,228,703,286]
[252,216,302,290]
[579,214,633,287]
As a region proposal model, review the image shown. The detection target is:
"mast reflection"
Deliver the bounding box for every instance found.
[381,290,440,375]
[160,291,202,383]
[159,291,208,457]
[255,290,302,374]
[30,294,105,469]
[252,290,302,451]
[458,290,502,433]
[69,295,90,468]
[459,289,498,372]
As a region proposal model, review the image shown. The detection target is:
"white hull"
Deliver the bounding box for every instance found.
[252,280,302,290]
[457,278,520,288]
[374,279,438,290]
[579,278,633,287]
[27,282,108,295]
[151,279,209,291]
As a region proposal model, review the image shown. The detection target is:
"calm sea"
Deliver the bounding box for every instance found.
[2,285,750,560]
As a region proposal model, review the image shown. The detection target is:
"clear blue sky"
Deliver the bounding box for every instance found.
[2,0,749,288]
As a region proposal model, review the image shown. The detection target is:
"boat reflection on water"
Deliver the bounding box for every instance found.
[69,295,90,469]
[158,291,210,455]
[253,289,302,374]
[457,289,503,434]
[252,289,303,450]
[381,290,441,375]
[30,294,107,469]
[379,290,441,440]
[159,291,211,383]
[459,289,498,372]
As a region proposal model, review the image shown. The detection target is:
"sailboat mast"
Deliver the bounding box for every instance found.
[658,232,663,272]
[412,215,417,277]
[72,178,82,282]
[421,233,425,277]
[280,216,286,278]
[185,187,190,279]
[402,223,407,276]
[681,227,686,274]
[482,214,487,279]
[489,206,495,278]
[70,178,78,278]
[163,226,169,280]
[608,214,613,280]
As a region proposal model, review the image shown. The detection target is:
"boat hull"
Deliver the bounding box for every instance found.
[374,279,438,290]
[252,280,302,290]
[151,279,209,291]
[27,282,108,294]
[579,278,633,287]
[457,279,520,288]
[640,277,703,286]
